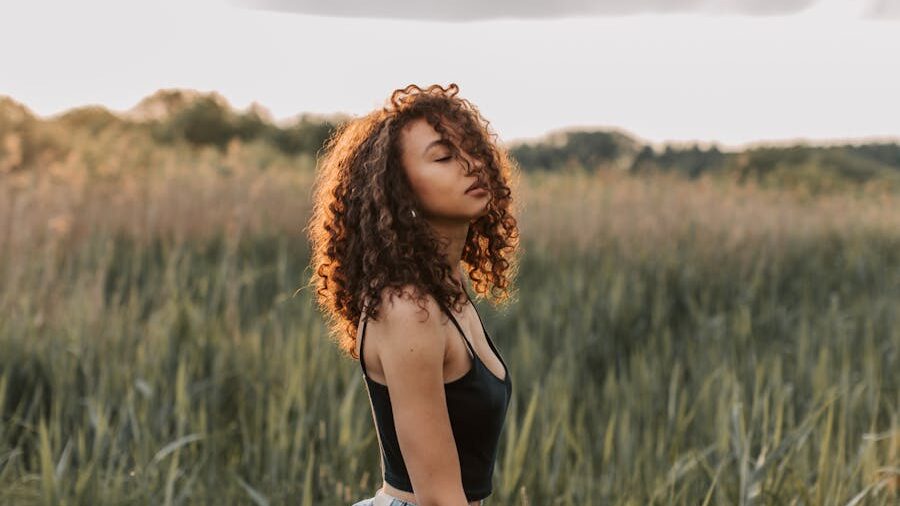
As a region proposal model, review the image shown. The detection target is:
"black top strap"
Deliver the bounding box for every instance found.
[359,316,370,377]
[437,296,477,360]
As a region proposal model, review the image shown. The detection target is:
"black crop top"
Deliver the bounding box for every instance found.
[358,290,512,502]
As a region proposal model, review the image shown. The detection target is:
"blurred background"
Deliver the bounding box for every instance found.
[1,0,898,504]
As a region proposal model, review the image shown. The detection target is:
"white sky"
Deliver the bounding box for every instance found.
[1,0,899,150]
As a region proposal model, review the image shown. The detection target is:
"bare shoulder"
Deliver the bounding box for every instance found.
[367,284,448,357]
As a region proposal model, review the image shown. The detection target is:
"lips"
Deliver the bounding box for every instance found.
[465,180,486,193]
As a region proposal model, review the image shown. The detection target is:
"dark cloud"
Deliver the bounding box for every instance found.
[231,0,900,22]
[864,0,900,18]
[228,0,826,21]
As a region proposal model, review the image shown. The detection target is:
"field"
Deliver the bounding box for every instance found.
[1,137,898,505]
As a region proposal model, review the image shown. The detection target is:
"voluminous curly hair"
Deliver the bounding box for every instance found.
[306,83,521,360]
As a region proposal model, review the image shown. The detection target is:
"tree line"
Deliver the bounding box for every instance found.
[2,90,899,192]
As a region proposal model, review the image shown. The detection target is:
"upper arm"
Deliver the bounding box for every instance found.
[372,287,468,506]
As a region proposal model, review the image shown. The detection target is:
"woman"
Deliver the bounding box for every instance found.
[307,83,520,506]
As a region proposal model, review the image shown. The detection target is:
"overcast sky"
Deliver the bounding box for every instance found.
[2,0,898,150]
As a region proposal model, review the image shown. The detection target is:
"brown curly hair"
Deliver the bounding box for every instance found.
[305,83,521,360]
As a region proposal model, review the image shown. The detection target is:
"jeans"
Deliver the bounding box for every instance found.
[351,488,484,506]
[350,488,416,506]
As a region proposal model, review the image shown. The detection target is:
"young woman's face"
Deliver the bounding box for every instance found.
[398,117,491,225]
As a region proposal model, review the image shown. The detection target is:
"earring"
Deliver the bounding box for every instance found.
[410,209,417,218]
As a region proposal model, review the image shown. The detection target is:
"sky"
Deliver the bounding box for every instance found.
[1,0,899,150]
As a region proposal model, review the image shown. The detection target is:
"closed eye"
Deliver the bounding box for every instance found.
[435,156,452,162]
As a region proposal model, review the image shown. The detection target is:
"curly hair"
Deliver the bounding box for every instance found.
[305,83,521,360]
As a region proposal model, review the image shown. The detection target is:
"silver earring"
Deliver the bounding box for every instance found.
[410,209,417,218]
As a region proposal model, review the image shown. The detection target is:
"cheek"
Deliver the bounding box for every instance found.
[409,163,449,193]
[411,169,460,209]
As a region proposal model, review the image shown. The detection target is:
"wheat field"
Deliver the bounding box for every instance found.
[1,137,898,505]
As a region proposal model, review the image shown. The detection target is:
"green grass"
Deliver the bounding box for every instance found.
[1,163,898,505]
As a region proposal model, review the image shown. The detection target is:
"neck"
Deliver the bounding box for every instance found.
[425,218,468,285]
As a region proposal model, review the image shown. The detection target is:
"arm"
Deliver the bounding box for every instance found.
[372,287,470,506]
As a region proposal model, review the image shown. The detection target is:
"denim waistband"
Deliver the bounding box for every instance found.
[375,489,414,506]
[350,489,484,506]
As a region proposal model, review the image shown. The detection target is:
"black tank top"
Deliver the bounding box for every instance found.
[358,290,513,502]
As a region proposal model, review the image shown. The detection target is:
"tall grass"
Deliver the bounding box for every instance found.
[1,139,898,504]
